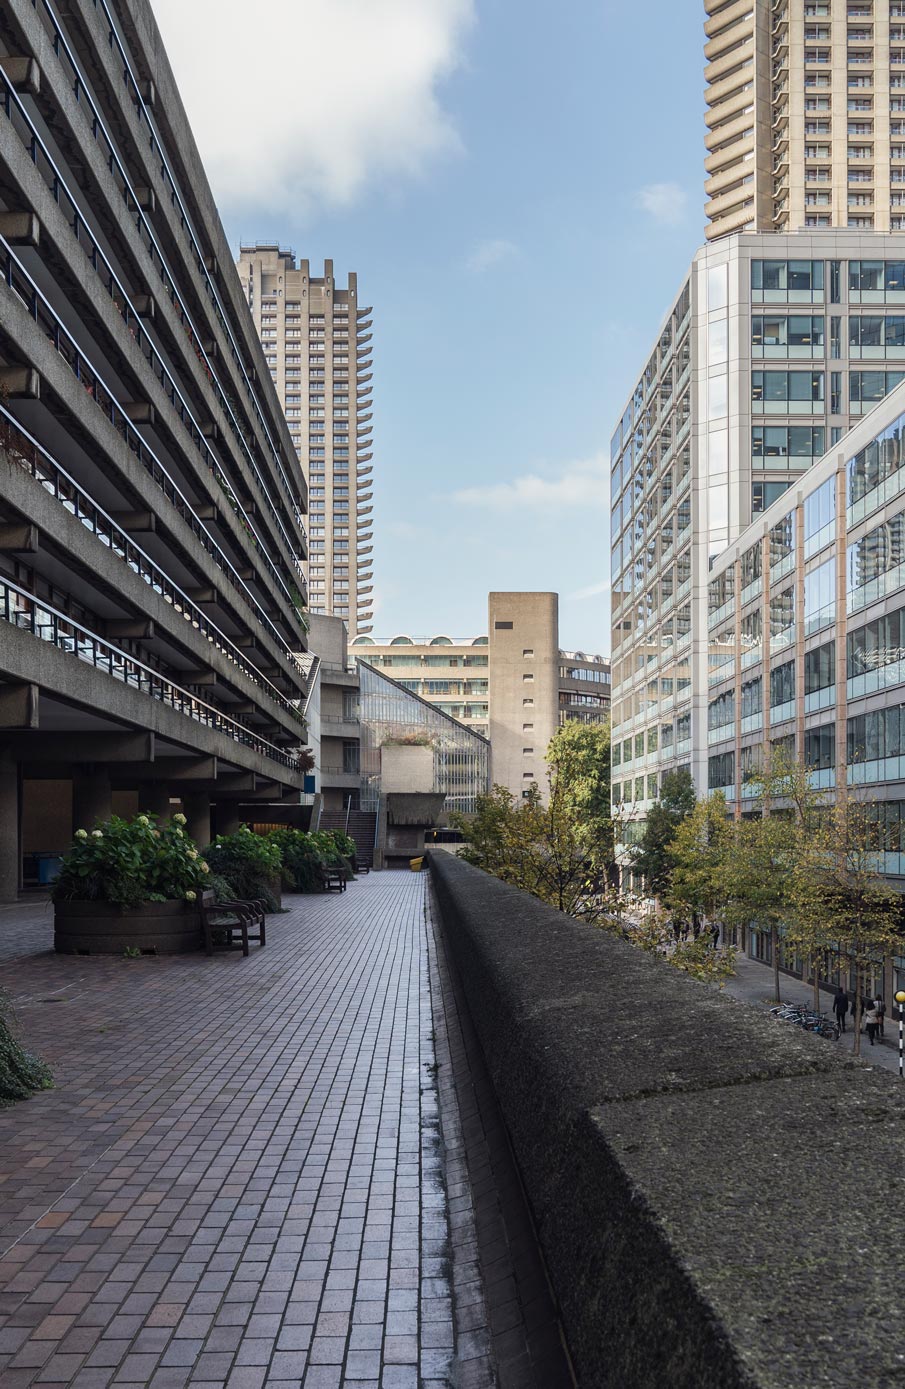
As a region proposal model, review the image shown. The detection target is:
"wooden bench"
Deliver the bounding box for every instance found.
[317,865,347,893]
[201,896,266,957]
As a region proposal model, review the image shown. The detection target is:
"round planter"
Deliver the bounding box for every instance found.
[54,897,206,955]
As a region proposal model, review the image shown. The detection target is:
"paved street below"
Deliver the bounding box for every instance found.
[719,951,904,1075]
[0,875,568,1388]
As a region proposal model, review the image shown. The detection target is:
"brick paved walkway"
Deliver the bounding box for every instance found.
[0,875,461,1388]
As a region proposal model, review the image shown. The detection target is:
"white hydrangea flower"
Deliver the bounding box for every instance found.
[75,829,88,840]
[185,890,197,903]
[137,815,150,827]
[173,812,187,825]
[91,830,103,839]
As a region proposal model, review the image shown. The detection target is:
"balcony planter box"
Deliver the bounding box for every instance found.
[54,892,213,955]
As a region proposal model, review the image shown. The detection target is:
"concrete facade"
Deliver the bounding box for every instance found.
[488,592,561,800]
[236,246,374,634]
[0,0,310,897]
[705,0,905,240]
[354,594,610,801]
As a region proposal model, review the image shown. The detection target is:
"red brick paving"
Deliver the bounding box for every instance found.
[0,874,453,1387]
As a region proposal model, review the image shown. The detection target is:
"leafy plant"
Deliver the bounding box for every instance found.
[202,826,282,909]
[268,828,355,893]
[52,814,210,908]
[0,994,52,1108]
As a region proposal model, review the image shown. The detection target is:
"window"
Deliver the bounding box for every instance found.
[753,481,791,513]
[847,414,905,513]
[804,477,835,556]
[708,690,735,732]
[741,675,763,720]
[849,370,905,410]
[523,723,534,731]
[523,648,534,658]
[849,260,905,294]
[752,371,825,410]
[771,658,796,710]
[708,751,735,790]
[523,673,534,682]
[805,723,835,772]
[805,557,835,634]
[751,260,824,299]
[752,315,824,354]
[752,425,826,464]
[522,698,534,706]
[805,640,835,695]
[494,620,513,630]
[848,505,905,608]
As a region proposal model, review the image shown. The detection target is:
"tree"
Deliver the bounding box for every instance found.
[630,768,696,898]
[454,782,615,922]
[545,719,614,882]
[666,792,732,928]
[719,813,796,1005]
[789,793,902,1056]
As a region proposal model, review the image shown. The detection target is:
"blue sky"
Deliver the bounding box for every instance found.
[151,0,706,653]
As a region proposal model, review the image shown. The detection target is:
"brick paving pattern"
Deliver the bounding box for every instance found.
[0,874,461,1387]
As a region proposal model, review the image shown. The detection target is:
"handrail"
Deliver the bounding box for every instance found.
[0,575,301,770]
[0,234,301,657]
[0,75,306,597]
[31,0,303,520]
[0,406,304,724]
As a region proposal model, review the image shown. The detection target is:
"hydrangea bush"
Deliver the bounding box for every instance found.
[52,813,210,908]
[201,826,282,909]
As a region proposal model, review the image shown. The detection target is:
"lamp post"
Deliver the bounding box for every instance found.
[896,990,905,1079]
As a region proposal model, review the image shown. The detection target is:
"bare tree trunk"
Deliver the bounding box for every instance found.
[771,924,781,1004]
[853,967,862,1058]
[812,956,820,1012]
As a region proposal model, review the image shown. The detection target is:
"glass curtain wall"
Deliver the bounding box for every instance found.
[357,660,490,813]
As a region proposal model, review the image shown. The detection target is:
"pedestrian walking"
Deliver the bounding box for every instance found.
[875,996,886,1040]
[832,986,848,1034]
[864,1000,880,1047]
[710,922,720,950]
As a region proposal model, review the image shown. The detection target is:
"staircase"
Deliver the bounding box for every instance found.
[320,809,377,871]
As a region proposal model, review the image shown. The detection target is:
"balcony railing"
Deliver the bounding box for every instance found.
[0,407,304,725]
[34,0,300,512]
[0,236,299,657]
[0,576,301,770]
[0,78,305,590]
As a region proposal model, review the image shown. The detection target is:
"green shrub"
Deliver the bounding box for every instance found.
[202,827,282,909]
[266,829,356,892]
[52,813,210,907]
[0,995,51,1108]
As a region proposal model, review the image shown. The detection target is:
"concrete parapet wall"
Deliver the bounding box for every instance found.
[428,851,905,1389]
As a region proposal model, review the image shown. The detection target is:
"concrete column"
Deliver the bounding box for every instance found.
[0,762,19,903]
[138,785,173,822]
[183,792,211,848]
[72,773,112,833]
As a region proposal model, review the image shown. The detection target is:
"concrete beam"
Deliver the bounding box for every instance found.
[0,212,39,247]
[109,756,216,784]
[109,511,155,534]
[121,401,155,426]
[105,619,154,640]
[0,367,39,399]
[2,57,40,96]
[0,683,39,729]
[6,731,154,763]
[0,523,38,553]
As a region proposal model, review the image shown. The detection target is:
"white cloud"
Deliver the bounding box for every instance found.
[466,238,519,274]
[567,579,611,602]
[149,0,475,214]
[634,181,688,226]
[452,455,608,510]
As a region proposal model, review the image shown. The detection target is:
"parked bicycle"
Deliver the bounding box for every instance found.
[769,1001,840,1041]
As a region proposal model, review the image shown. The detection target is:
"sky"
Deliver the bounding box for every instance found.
[149,0,705,654]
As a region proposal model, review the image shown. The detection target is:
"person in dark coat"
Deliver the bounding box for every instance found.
[875,996,886,1040]
[832,986,849,1033]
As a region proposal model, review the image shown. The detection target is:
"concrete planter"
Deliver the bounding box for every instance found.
[54,896,209,955]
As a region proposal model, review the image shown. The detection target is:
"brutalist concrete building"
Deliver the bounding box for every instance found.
[0,0,311,898]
